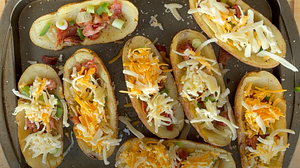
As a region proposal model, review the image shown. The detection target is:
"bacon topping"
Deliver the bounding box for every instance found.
[46,79,57,90]
[56,24,79,48]
[26,118,44,133]
[111,0,122,18]
[218,48,232,66]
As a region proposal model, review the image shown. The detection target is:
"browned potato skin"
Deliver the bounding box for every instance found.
[16,64,63,168]
[116,137,236,168]
[234,71,287,168]
[170,29,234,146]
[189,0,286,69]
[63,48,118,160]
[122,36,184,139]
[30,0,139,50]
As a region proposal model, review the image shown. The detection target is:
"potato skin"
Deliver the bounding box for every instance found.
[116,137,236,168]
[234,71,287,168]
[30,0,138,50]
[122,36,184,139]
[16,64,64,168]
[169,29,235,146]
[63,48,118,160]
[189,0,286,69]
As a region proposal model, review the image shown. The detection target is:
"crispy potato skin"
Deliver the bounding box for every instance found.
[234,71,287,168]
[169,29,234,146]
[122,36,184,139]
[189,0,286,68]
[116,137,236,168]
[30,0,138,50]
[16,64,63,168]
[63,48,118,160]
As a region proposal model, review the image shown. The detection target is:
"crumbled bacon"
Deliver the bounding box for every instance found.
[42,55,58,65]
[176,148,188,160]
[49,117,57,131]
[215,111,229,126]
[71,116,81,124]
[178,41,194,60]
[231,4,241,18]
[111,0,122,18]
[64,36,82,44]
[46,79,57,90]
[218,48,232,66]
[56,24,79,48]
[26,118,44,133]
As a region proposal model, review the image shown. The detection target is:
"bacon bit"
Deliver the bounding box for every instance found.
[111,0,122,18]
[231,5,241,18]
[215,111,229,126]
[218,48,232,66]
[46,79,57,90]
[56,24,79,48]
[178,41,194,60]
[49,117,57,130]
[64,36,82,44]
[161,112,173,131]
[79,8,86,12]
[76,63,82,72]
[26,118,44,133]
[227,78,231,84]
[83,24,106,40]
[83,58,98,73]
[42,55,58,65]
[141,101,148,115]
[71,116,81,124]
[176,148,188,160]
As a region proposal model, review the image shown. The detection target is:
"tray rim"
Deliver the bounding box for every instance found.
[0,0,299,167]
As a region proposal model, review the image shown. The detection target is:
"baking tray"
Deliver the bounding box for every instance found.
[0,0,299,167]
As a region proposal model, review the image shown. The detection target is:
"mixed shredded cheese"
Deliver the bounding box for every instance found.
[173,42,237,140]
[242,82,295,166]
[12,76,64,163]
[188,0,298,72]
[115,139,222,168]
[122,48,182,133]
[63,60,121,165]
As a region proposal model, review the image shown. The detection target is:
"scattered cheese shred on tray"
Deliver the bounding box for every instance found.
[164,3,184,21]
[149,14,164,30]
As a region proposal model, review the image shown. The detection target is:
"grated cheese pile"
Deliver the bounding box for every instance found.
[242,82,286,137]
[245,129,295,166]
[12,76,63,163]
[122,48,182,133]
[188,0,298,72]
[115,139,221,168]
[63,61,121,165]
[23,127,62,164]
[173,44,237,140]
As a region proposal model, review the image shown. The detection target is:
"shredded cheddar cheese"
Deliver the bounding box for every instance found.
[173,44,237,140]
[115,139,222,168]
[63,60,120,165]
[122,47,182,133]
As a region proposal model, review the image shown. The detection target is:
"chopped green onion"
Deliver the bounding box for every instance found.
[220,0,227,3]
[56,107,63,118]
[96,3,109,15]
[53,95,61,105]
[192,38,202,48]
[69,19,75,26]
[258,46,263,52]
[40,22,51,36]
[112,19,125,29]
[86,5,95,13]
[197,102,203,108]
[50,148,58,154]
[160,88,169,94]
[38,95,44,102]
[175,142,182,147]
[228,21,235,27]
[77,28,85,40]
[294,86,300,92]
[105,7,113,16]
[264,96,270,100]
[205,96,215,103]
[21,85,30,97]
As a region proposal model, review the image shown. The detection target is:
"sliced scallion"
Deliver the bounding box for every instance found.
[69,19,75,26]
[112,19,125,29]
[160,88,169,94]
[192,38,202,49]
[40,22,51,36]
[77,28,85,40]
[175,142,182,147]
[294,87,300,92]
[56,107,63,118]
[96,3,109,15]
[87,5,95,13]
[21,85,30,97]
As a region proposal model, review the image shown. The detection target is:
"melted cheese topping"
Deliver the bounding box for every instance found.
[63,61,120,165]
[188,0,298,72]
[122,48,181,133]
[242,83,285,137]
[23,128,62,164]
[116,139,221,168]
[174,47,237,140]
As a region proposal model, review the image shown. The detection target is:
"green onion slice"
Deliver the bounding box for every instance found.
[53,95,61,105]
[112,19,125,29]
[175,142,182,147]
[294,87,300,92]
[21,85,30,97]
[69,19,75,26]
[38,94,44,102]
[192,38,202,49]
[40,22,51,36]
[160,88,169,94]
[96,3,109,15]
[56,107,63,118]
[87,5,95,13]
[77,28,85,40]
[220,0,227,3]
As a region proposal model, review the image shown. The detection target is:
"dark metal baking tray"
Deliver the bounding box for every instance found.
[0,0,299,167]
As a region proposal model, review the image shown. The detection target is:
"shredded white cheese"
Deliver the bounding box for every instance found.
[149,14,164,30]
[164,3,184,21]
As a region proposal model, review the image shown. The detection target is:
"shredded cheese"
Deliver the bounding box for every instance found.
[119,116,145,139]
[188,0,297,71]
[164,3,184,21]
[149,14,164,30]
